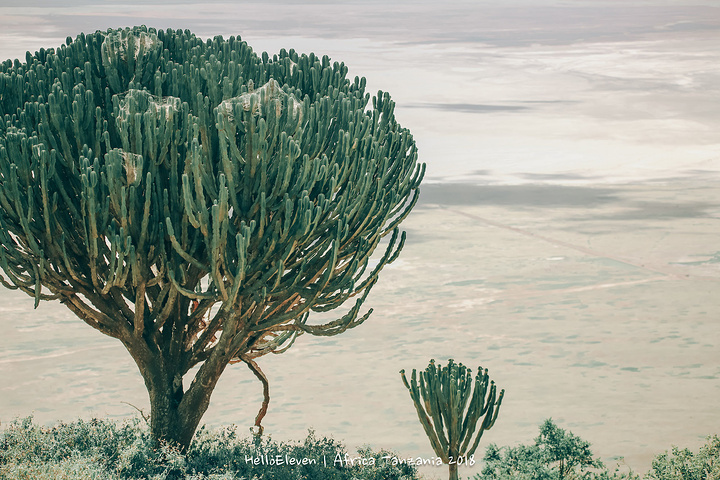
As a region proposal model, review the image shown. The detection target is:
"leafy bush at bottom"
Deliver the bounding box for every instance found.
[646,435,720,480]
[474,418,640,480]
[0,416,419,480]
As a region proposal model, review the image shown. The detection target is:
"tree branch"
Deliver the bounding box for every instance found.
[241,354,270,436]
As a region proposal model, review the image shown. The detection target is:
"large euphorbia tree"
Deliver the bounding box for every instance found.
[0,26,424,450]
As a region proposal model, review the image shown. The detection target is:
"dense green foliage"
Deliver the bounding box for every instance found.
[476,421,719,480]
[478,424,720,480]
[0,417,419,480]
[646,435,720,480]
[476,419,639,480]
[2,416,717,479]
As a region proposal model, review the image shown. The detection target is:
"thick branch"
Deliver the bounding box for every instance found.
[60,293,124,339]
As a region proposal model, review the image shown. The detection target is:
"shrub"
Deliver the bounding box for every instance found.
[646,435,720,480]
[0,416,420,480]
[0,453,111,480]
[475,419,639,480]
[0,416,140,478]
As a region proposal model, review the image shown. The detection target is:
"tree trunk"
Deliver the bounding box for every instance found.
[146,371,201,451]
[123,336,224,452]
[448,443,460,480]
[448,461,459,480]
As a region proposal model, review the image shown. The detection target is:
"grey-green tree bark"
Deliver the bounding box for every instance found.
[0,26,424,450]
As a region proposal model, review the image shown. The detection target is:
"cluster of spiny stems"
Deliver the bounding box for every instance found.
[401,359,504,480]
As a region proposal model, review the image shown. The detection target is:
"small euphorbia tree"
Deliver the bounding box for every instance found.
[0,26,424,450]
[401,359,504,480]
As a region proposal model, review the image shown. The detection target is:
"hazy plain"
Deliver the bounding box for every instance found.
[1,2,719,478]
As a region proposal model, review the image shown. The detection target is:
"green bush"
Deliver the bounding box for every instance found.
[475,419,639,480]
[0,416,419,480]
[646,435,720,480]
[4,415,717,479]
[0,416,140,478]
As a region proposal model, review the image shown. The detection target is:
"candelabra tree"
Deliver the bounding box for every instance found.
[0,26,424,450]
[401,359,504,480]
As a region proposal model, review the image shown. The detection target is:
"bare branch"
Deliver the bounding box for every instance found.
[241,354,270,436]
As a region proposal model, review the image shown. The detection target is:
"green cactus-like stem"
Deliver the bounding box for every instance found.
[0,26,424,450]
[401,359,504,480]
